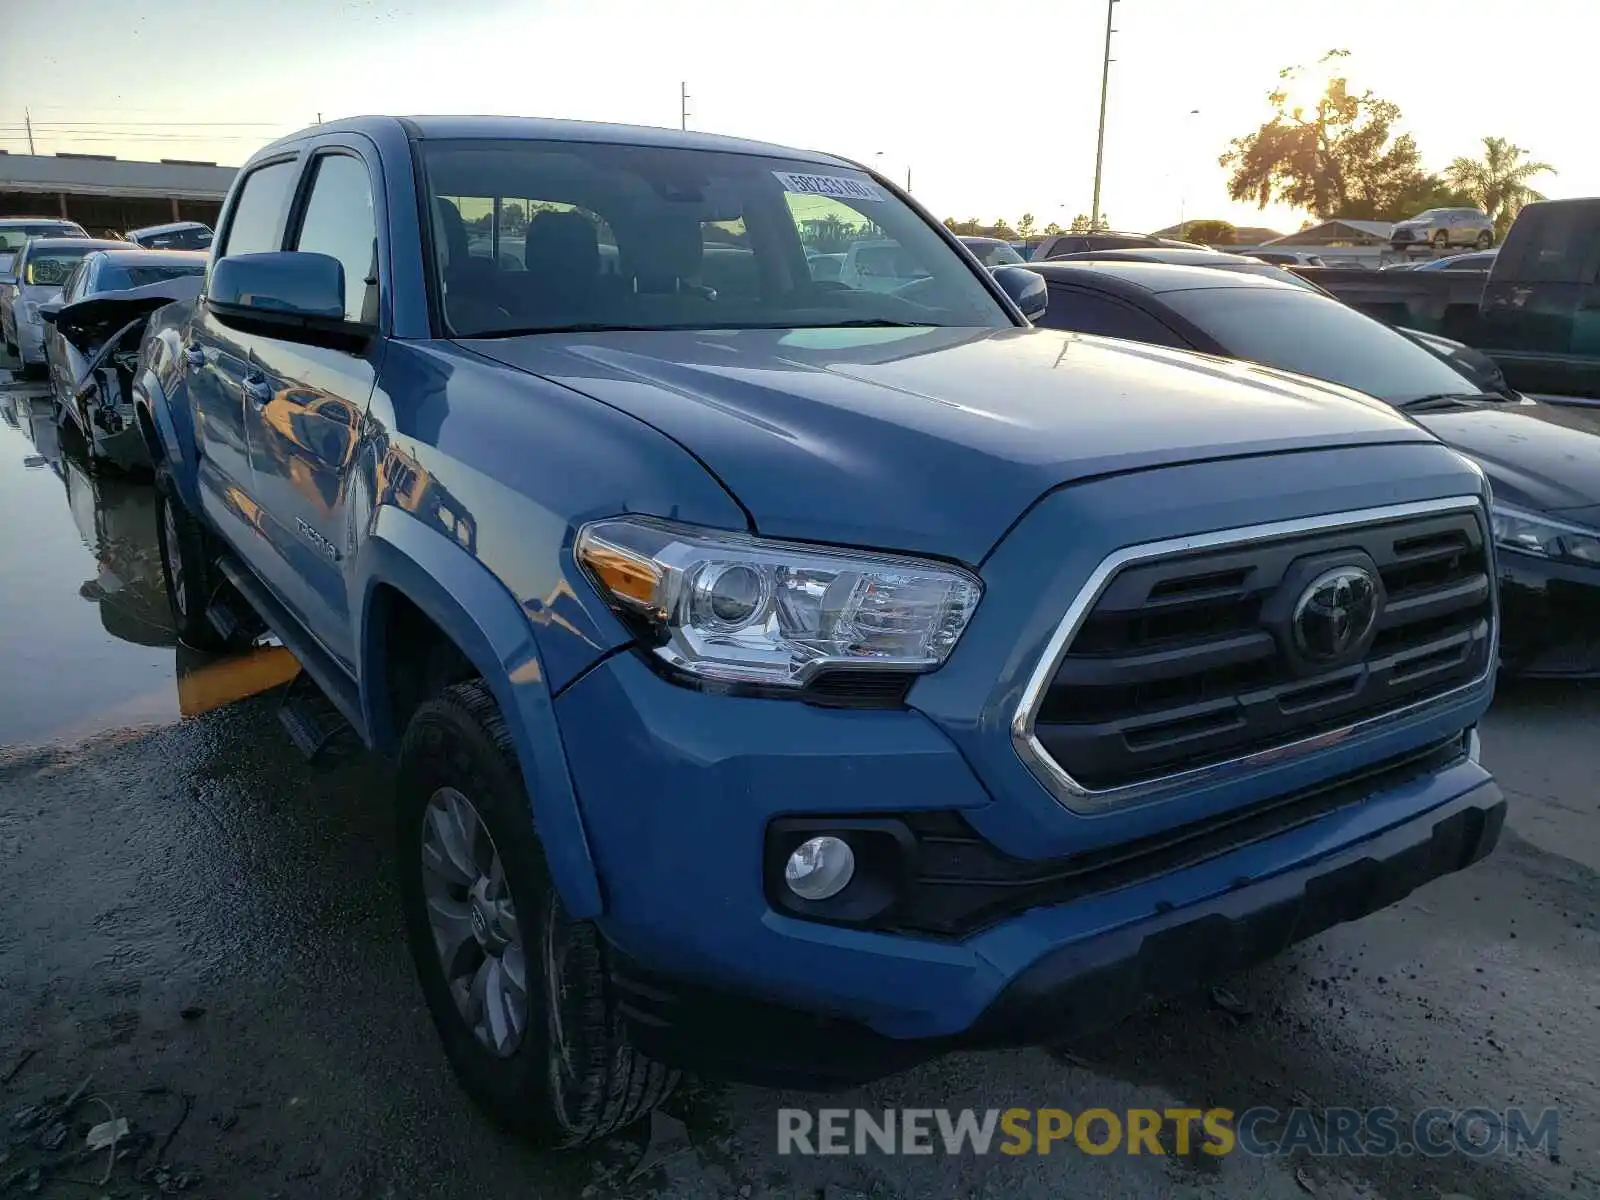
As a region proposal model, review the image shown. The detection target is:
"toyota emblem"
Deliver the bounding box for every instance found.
[1292,566,1380,663]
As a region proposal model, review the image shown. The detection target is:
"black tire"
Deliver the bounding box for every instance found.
[153,465,230,651]
[396,681,677,1147]
[3,338,15,359]
[1476,230,1494,250]
[1432,230,1450,250]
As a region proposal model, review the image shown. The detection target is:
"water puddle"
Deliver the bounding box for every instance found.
[0,384,300,745]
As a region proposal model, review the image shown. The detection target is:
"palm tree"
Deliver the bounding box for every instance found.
[1445,137,1556,238]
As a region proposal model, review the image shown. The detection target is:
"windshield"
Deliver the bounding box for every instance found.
[97,261,207,292]
[0,224,84,252]
[419,140,1008,336]
[23,246,95,287]
[136,227,213,251]
[1160,286,1483,405]
[961,239,1025,267]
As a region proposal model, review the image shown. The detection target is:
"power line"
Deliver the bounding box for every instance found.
[23,120,286,128]
[0,131,275,139]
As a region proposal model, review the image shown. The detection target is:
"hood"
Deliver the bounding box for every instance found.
[1417,400,1600,515]
[462,326,1437,563]
[52,277,202,356]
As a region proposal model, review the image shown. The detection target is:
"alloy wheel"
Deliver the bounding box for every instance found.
[162,497,187,618]
[420,786,529,1058]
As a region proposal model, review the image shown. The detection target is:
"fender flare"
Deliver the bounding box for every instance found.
[357,505,604,918]
[133,367,202,512]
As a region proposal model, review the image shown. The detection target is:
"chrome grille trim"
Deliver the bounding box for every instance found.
[1011,496,1496,813]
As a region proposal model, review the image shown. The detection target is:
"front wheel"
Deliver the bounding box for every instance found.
[154,466,230,651]
[1476,231,1494,250]
[1432,230,1450,250]
[396,681,677,1147]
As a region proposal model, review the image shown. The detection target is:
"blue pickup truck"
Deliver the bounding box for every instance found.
[120,115,1504,1147]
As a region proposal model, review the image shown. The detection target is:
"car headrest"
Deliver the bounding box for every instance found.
[524,210,600,284]
[432,197,469,270]
[624,219,704,293]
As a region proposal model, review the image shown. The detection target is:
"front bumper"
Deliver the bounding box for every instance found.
[612,773,1502,1087]
[559,650,1501,1085]
[1499,549,1600,677]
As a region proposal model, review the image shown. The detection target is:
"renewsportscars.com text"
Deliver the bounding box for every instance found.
[777,1106,1559,1158]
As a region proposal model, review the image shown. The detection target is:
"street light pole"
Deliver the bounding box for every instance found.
[1089,0,1117,231]
[875,152,911,194]
[1177,108,1199,234]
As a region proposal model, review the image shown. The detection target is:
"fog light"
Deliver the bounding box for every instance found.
[784,836,855,900]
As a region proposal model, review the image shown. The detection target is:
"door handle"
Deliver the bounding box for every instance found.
[184,344,205,367]
[242,374,272,405]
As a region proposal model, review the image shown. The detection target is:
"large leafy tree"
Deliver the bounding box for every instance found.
[1221,49,1426,221]
[1179,219,1236,244]
[1445,137,1556,237]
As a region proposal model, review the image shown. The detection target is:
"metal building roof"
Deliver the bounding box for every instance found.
[0,153,237,200]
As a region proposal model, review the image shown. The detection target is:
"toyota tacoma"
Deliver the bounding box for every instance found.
[122,115,1504,1147]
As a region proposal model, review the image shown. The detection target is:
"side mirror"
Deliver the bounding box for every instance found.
[991,265,1048,322]
[208,251,372,349]
[0,272,16,289]
[37,301,62,325]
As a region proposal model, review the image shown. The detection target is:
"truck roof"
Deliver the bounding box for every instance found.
[256,115,856,170]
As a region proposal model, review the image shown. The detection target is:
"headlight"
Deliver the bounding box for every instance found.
[576,517,982,690]
[1491,504,1600,565]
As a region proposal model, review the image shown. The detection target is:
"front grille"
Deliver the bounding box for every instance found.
[1027,506,1492,795]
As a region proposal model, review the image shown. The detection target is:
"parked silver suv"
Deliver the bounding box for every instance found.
[1389,207,1494,252]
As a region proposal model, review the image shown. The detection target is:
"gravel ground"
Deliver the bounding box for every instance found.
[1,373,1596,1200]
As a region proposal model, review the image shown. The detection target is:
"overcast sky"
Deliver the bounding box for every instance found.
[0,0,1587,236]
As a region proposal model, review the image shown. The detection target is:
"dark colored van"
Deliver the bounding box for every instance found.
[1478,198,1600,399]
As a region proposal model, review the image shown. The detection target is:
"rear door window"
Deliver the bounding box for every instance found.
[220,159,299,258]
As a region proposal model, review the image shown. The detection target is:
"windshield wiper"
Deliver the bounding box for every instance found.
[1395,392,1499,412]
[822,318,938,328]
[462,318,941,338]
[466,323,666,338]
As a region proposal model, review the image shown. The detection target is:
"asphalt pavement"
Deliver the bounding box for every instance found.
[0,369,1596,1200]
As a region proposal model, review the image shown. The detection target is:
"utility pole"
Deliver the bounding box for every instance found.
[905,165,912,194]
[25,108,36,155]
[680,81,690,131]
[1089,0,1118,230]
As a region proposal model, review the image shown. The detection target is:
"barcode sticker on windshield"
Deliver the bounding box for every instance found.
[773,171,885,202]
